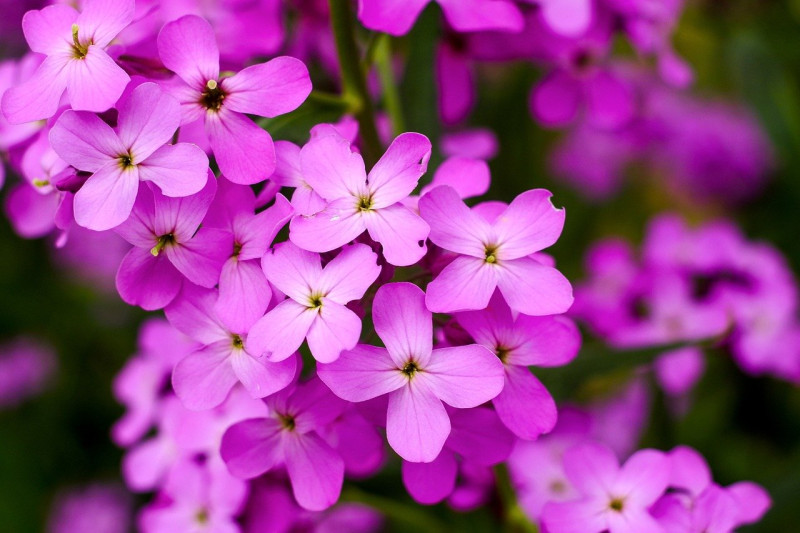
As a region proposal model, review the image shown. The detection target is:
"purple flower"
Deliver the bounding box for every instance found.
[247,242,381,364]
[139,458,246,533]
[541,442,669,533]
[220,378,347,511]
[419,185,573,315]
[0,338,56,409]
[47,483,131,533]
[157,15,311,184]
[115,173,231,311]
[318,282,505,462]
[457,293,580,439]
[358,0,524,37]
[49,82,209,230]
[402,407,514,505]
[166,284,297,411]
[289,131,432,266]
[2,0,134,124]
[203,178,295,333]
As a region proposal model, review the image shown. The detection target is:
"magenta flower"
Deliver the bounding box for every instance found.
[203,178,295,333]
[139,458,246,533]
[358,0,524,37]
[166,284,297,411]
[289,131,432,266]
[1,0,134,124]
[157,15,312,185]
[115,173,231,311]
[402,407,514,505]
[318,282,505,462]
[49,82,209,230]
[419,185,573,315]
[456,293,580,439]
[247,242,381,364]
[220,378,347,511]
[541,442,669,533]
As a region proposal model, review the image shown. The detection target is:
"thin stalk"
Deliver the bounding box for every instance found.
[374,33,405,136]
[328,0,383,165]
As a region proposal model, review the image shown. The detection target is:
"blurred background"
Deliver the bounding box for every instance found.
[1,0,799,531]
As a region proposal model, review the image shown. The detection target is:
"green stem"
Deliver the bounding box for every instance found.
[340,486,448,533]
[328,0,383,165]
[494,464,539,533]
[374,34,405,136]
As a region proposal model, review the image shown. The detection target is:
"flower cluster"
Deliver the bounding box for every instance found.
[573,213,800,386]
[510,409,771,532]
[0,1,782,532]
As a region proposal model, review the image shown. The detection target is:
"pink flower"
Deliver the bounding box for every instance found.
[289,131,432,267]
[166,284,297,411]
[203,178,295,333]
[456,293,580,439]
[419,185,573,315]
[318,282,505,462]
[247,242,381,364]
[157,15,312,184]
[2,0,134,124]
[358,0,524,37]
[139,458,246,533]
[541,442,669,533]
[220,378,347,511]
[49,82,209,230]
[114,173,231,311]
[402,407,514,505]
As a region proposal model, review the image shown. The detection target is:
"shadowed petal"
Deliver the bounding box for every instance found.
[402,450,457,504]
[284,432,345,511]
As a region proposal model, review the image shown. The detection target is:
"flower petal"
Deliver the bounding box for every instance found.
[21,4,77,55]
[423,345,504,408]
[306,301,362,363]
[373,283,432,367]
[426,256,498,313]
[364,204,429,267]
[387,382,450,463]
[76,0,134,48]
[157,14,219,87]
[318,244,381,303]
[261,241,322,302]
[493,189,565,260]
[49,110,123,172]
[206,108,276,185]
[73,163,140,230]
[299,132,366,200]
[220,417,283,479]
[230,349,296,399]
[284,432,345,511]
[246,300,316,361]
[117,82,181,161]
[357,0,430,36]
[1,55,69,124]
[496,257,573,316]
[418,185,490,258]
[137,142,209,198]
[223,57,311,118]
[317,345,405,402]
[64,46,130,112]
[171,342,238,410]
[530,70,582,127]
[368,132,431,208]
[493,366,557,440]
[289,197,366,253]
[115,247,182,311]
[402,450,457,504]
[165,227,232,287]
[216,259,272,334]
